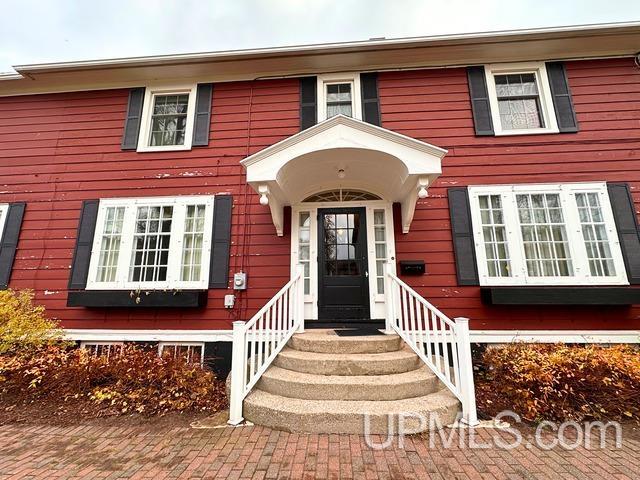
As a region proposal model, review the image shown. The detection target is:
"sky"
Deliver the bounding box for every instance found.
[1,0,639,73]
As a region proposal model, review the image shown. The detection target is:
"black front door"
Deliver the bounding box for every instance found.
[317,208,370,320]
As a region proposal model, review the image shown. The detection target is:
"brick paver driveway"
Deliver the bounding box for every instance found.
[0,422,637,479]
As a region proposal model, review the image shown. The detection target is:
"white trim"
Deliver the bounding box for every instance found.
[158,341,206,365]
[0,204,8,240]
[470,330,640,343]
[291,200,397,320]
[485,62,559,136]
[65,329,233,342]
[80,341,124,348]
[317,73,362,121]
[468,182,628,286]
[86,195,215,291]
[136,84,197,152]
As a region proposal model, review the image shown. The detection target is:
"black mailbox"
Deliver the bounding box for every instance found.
[399,260,426,276]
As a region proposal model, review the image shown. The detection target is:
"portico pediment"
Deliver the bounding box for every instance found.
[240,115,447,235]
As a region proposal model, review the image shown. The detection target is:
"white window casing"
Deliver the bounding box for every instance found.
[80,341,124,359]
[317,73,362,122]
[485,62,559,136]
[86,195,215,290]
[468,182,628,286]
[0,204,8,240]
[137,84,198,152]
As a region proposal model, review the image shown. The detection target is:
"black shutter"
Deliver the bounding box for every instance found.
[300,77,317,131]
[68,200,99,290]
[0,203,26,289]
[546,62,579,133]
[607,183,640,284]
[209,195,233,289]
[121,87,146,150]
[360,72,381,126]
[448,188,479,285]
[466,66,494,136]
[192,83,213,146]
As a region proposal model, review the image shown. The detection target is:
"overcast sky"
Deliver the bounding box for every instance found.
[1,0,639,73]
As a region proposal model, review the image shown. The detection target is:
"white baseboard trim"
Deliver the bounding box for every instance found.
[470,330,640,343]
[64,329,233,342]
[63,328,640,344]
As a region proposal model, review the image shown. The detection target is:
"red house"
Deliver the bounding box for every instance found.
[1,23,639,432]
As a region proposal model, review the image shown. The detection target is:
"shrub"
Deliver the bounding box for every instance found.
[0,344,227,416]
[0,289,64,354]
[475,343,640,423]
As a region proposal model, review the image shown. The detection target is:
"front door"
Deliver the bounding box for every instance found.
[317,208,370,320]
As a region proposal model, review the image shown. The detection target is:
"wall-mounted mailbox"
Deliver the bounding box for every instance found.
[399,260,426,276]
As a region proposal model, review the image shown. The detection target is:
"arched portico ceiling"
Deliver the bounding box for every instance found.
[240,115,447,235]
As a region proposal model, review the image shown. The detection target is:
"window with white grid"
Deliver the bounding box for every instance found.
[576,192,617,277]
[317,73,362,121]
[469,183,627,286]
[485,62,559,136]
[81,342,123,360]
[87,196,214,290]
[477,195,511,277]
[298,212,311,294]
[373,209,387,294]
[159,343,204,365]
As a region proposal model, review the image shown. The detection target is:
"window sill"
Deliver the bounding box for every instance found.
[136,145,193,153]
[480,286,640,305]
[67,290,207,308]
[493,128,560,136]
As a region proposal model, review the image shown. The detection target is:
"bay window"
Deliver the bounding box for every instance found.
[468,183,627,286]
[86,196,214,290]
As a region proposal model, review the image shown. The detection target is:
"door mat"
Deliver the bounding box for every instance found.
[333,328,384,337]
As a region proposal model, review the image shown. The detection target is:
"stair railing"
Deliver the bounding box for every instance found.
[383,263,478,425]
[228,265,305,425]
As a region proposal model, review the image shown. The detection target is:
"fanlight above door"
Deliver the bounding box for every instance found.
[303,189,381,203]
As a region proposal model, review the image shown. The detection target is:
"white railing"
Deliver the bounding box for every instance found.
[384,263,478,425]
[228,265,305,425]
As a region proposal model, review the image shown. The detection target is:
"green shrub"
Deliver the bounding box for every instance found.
[0,289,64,354]
[0,344,227,416]
[475,343,640,423]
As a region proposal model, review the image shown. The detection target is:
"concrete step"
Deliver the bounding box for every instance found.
[289,329,401,354]
[257,365,440,400]
[273,346,421,375]
[243,388,460,434]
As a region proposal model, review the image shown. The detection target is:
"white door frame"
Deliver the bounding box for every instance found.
[291,200,397,320]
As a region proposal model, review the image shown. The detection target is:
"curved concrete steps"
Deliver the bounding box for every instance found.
[243,388,460,434]
[257,364,439,400]
[241,328,462,434]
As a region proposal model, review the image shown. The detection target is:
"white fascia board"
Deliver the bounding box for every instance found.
[64,329,234,342]
[470,330,640,343]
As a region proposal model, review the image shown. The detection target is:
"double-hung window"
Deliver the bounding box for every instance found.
[468,183,627,286]
[0,204,8,239]
[87,196,214,290]
[137,85,197,152]
[317,73,362,121]
[485,63,559,136]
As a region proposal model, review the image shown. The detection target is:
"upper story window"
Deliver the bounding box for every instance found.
[485,63,559,136]
[86,195,214,290]
[317,73,362,121]
[0,204,8,240]
[468,183,627,286]
[137,85,197,152]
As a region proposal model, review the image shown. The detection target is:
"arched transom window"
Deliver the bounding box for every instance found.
[302,189,381,203]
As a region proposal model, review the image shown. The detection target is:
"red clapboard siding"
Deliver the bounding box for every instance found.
[0,79,300,331]
[379,57,640,331]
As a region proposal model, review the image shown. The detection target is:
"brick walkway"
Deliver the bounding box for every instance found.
[0,422,637,479]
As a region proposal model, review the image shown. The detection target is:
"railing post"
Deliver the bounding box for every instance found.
[228,320,247,425]
[383,262,395,334]
[454,317,479,426]
[296,264,305,333]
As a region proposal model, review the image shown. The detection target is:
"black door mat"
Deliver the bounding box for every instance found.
[333,328,384,337]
